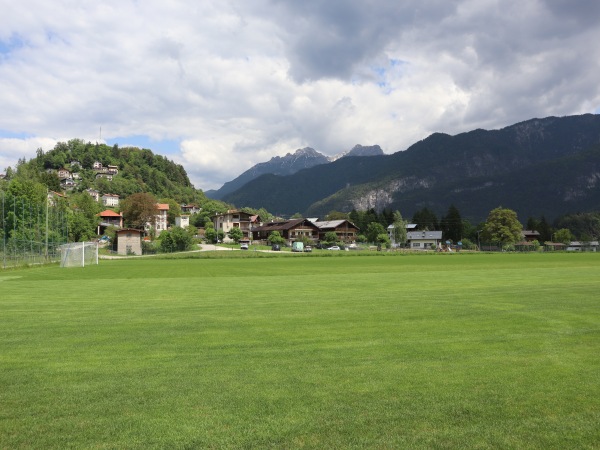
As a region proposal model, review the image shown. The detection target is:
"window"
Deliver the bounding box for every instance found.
[412,242,421,248]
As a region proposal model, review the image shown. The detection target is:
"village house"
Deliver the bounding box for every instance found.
[96,210,123,235]
[107,165,119,175]
[181,204,200,215]
[175,215,190,228]
[86,189,100,202]
[566,241,599,252]
[387,223,418,246]
[252,219,320,243]
[95,173,113,181]
[212,210,261,240]
[93,161,103,170]
[60,177,76,189]
[406,230,443,250]
[101,193,120,207]
[57,168,71,179]
[149,203,169,233]
[522,230,541,242]
[311,219,360,243]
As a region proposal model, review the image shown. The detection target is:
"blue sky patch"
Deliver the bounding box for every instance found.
[105,135,181,155]
[0,34,25,56]
[0,129,34,139]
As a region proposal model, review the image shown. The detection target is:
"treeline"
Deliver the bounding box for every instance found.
[334,206,600,244]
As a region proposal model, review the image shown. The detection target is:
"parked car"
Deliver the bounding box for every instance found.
[240,243,249,250]
[271,244,281,251]
[304,245,312,252]
[327,245,341,251]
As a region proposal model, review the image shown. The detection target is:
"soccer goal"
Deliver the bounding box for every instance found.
[59,241,99,268]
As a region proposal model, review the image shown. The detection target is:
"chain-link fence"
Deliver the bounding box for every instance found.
[1,191,69,269]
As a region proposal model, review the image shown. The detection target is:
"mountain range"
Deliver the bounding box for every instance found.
[216,114,600,223]
[205,144,384,199]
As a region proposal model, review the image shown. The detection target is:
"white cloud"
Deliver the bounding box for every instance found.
[0,0,599,188]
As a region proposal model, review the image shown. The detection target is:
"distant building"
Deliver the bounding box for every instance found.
[101,193,120,207]
[146,204,170,233]
[406,230,443,250]
[86,189,100,202]
[312,219,359,243]
[116,228,143,255]
[252,218,319,242]
[96,210,123,235]
[47,191,65,206]
[213,210,261,240]
[175,215,190,228]
[57,168,71,179]
[181,204,200,215]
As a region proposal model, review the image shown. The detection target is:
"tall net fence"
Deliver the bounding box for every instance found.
[1,190,69,269]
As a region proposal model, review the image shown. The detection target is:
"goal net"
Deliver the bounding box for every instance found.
[59,242,99,268]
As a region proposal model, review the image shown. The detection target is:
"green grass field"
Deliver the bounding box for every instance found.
[1,252,599,449]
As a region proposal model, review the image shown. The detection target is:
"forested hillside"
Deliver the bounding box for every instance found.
[15,139,204,204]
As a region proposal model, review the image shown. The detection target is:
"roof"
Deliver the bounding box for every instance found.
[387,223,418,230]
[97,210,122,217]
[156,203,170,210]
[407,230,443,240]
[116,228,143,234]
[253,218,318,232]
[312,220,359,230]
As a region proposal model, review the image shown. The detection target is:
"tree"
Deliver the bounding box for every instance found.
[121,192,158,229]
[366,222,386,243]
[482,207,523,248]
[440,205,462,243]
[228,226,243,243]
[204,226,217,243]
[376,233,391,247]
[323,231,338,245]
[326,210,349,221]
[554,212,600,240]
[267,231,285,245]
[39,172,61,192]
[70,192,102,224]
[391,210,407,247]
[68,212,96,242]
[160,227,193,252]
[553,228,572,244]
[412,208,439,230]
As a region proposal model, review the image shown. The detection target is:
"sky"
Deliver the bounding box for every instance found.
[1,0,599,190]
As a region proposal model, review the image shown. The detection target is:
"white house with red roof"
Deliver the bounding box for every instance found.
[145,203,170,233]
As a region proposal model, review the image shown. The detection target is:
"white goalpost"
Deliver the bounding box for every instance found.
[59,241,99,268]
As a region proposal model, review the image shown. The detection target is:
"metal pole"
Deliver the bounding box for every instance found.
[45,190,49,259]
[1,192,3,268]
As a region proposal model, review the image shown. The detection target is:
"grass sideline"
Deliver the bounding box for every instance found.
[1,252,599,448]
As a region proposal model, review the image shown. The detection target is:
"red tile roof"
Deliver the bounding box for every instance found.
[97,210,122,217]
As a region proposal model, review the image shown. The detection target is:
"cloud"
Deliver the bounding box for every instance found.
[0,0,599,189]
